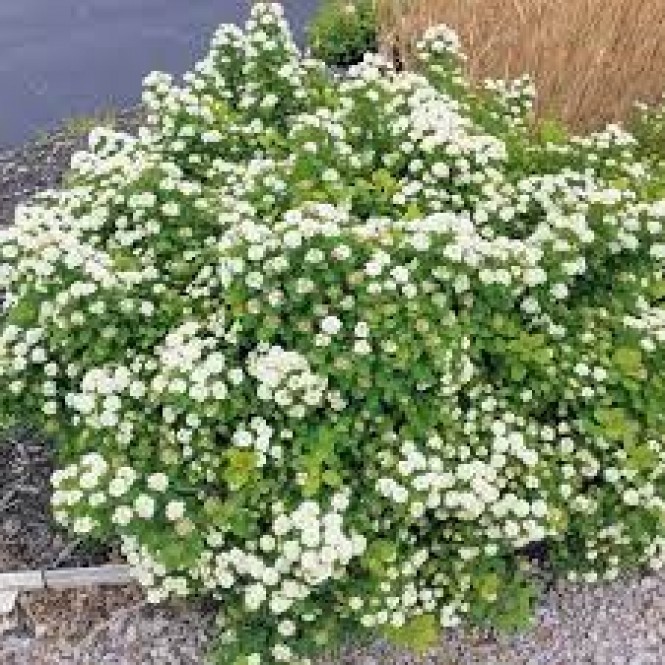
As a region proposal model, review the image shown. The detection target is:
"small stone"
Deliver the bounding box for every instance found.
[0,591,18,616]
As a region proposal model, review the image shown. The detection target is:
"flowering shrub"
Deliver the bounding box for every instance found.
[3,3,665,663]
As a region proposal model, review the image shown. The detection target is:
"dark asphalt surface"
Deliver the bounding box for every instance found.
[0,0,319,148]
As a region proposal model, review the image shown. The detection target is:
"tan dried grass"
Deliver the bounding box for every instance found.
[376,0,665,129]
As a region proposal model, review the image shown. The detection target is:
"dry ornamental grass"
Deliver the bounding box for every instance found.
[377,0,665,129]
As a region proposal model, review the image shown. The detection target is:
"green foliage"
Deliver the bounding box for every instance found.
[306,0,378,67]
[630,98,665,163]
[384,613,440,653]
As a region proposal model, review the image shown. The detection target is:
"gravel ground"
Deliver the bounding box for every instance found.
[0,586,213,665]
[1,118,665,664]
[0,573,664,664]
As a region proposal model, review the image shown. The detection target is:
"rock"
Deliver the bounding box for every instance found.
[0,591,18,620]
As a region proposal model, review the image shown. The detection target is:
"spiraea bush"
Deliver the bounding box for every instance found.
[3,3,665,663]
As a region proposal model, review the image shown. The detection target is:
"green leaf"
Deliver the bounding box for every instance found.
[648,280,665,300]
[385,614,439,653]
[302,466,322,498]
[322,468,342,488]
[363,539,397,575]
[492,581,535,633]
[477,572,500,602]
[223,450,258,487]
[405,203,423,220]
[537,118,568,144]
[159,536,203,570]
[228,509,252,538]
[594,407,639,442]
[8,298,38,326]
[625,442,657,471]
[613,346,644,379]
[510,364,527,381]
[372,169,398,195]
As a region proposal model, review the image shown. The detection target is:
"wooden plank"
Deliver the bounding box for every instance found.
[44,565,133,588]
[0,570,44,591]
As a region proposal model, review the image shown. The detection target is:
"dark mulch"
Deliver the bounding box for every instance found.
[0,428,123,572]
[0,107,144,571]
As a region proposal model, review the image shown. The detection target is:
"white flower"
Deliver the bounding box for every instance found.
[623,489,640,506]
[353,339,371,355]
[273,514,291,536]
[165,500,186,521]
[73,516,95,534]
[140,301,155,316]
[147,473,169,492]
[109,477,130,497]
[161,202,180,217]
[551,283,569,299]
[277,620,296,637]
[320,316,343,336]
[244,583,267,611]
[354,322,370,338]
[271,643,292,662]
[112,505,133,526]
[134,494,156,519]
[260,535,276,552]
[89,492,106,507]
[431,162,450,178]
[78,469,98,490]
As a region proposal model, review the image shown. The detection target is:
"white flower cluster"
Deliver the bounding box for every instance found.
[417,24,466,62]
[3,3,665,664]
[247,345,330,416]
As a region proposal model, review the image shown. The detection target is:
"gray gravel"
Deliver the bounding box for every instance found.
[1,573,664,664]
[0,586,213,665]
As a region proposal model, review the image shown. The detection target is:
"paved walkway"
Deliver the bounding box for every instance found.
[0,0,319,147]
